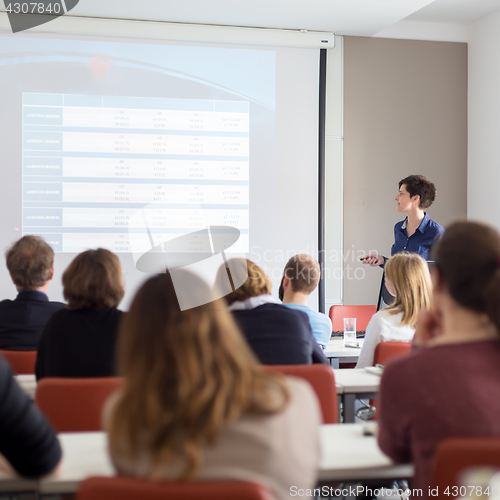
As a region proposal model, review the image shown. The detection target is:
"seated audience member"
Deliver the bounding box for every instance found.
[35,248,124,380]
[0,354,61,477]
[215,259,328,365]
[280,254,332,349]
[0,235,65,350]
[378,221,500,496]
[105,272,321,500]
[356,252,432,368]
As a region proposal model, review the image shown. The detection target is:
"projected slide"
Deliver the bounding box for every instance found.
[0,34,276,258]
[22,93,249,253]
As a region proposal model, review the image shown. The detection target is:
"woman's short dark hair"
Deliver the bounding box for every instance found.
[63,248,124,310]
[399,175,437,210]
[431,221,500,335]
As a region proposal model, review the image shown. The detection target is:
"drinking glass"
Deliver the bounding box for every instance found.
[343,317,356,346]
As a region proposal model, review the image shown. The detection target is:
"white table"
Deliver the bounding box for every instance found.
[38,432,114,495]
[15,374,37,400]
[0,425,412,495]
[33,424,412,496]
[325,338,363,368]
[333,369,381,423]
[318,423,413,483]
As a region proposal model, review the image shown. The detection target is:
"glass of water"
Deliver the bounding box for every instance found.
[343,317,356,346]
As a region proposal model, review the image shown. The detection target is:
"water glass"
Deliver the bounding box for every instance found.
[343,317,356,346]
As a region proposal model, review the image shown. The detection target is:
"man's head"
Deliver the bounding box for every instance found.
[6,235,54,291]
[280,254,321,301]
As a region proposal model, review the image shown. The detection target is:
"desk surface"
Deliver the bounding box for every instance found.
[318,423,413,482]
[33,424,412,494]
[333,369,381,394]
[324,338,363,358]
[39,432,113,494]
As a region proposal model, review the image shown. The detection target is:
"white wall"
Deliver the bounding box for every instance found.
[373,20,467,43]
[324,36,344,310]
[467,8,500,229]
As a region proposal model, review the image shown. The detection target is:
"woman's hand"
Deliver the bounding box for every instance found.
[361,254,385,267]
[413,310,444,346]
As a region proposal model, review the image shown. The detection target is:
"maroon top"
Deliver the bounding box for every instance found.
[378,339,500,495]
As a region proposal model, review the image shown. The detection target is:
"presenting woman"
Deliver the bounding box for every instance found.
[105,271,321,500]
[362,175,444,267]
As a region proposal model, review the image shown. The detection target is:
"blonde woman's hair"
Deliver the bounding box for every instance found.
[384,252,433,327]
[108,271,289,480]
[215,258,272,306]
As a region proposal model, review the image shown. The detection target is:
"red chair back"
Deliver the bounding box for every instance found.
[431,438,500,500]
[369,342,411,419]
[35,377,122,432]
[264,364,338,423]
[76,477,275,500]
[0,350,37,374]
[329,305,376,332]
[373,341,411,367]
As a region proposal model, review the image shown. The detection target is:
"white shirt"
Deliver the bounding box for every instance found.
[228,294,281,311]
[355,310,414,369]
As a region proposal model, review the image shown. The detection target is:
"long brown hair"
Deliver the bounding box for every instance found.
[384,252,433,327]
[432,221,500,335]
[108,271,290,480]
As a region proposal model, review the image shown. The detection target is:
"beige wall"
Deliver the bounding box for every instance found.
[342,36,467,305]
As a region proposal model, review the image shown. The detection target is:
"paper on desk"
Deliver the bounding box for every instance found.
[344,342,361,348]
[364,366,383,376]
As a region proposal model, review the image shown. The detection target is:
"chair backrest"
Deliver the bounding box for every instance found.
[430,438,500,500]
[264,364,338,424]
[76,477,275,500]
[373,341,411,367]
[35,377,122,432]
[369,342,412,420]
[0,350,37,374]
[328,305,377,332]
